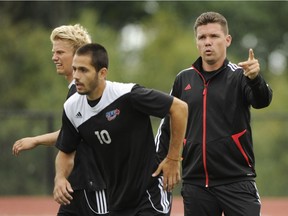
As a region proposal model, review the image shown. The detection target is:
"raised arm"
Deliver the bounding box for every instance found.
[238,49,273,108]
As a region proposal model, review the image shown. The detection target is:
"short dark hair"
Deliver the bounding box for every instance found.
[194,12,229,35]
[76,43,109,71]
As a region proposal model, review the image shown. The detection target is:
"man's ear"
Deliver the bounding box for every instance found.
[226,35,232,47]
[99,67,108,80]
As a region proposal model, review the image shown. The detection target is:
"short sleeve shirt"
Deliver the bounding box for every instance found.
[56,81,173,210]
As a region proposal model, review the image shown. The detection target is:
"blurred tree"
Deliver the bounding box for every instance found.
[1,1,286,77]
[0,1,151,29]
[0,16,67,111]
[156,1,288,76]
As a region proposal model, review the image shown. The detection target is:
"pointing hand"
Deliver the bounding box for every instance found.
[238,49,260,80]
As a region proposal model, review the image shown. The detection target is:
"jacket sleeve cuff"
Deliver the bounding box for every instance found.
[246,75,262,87]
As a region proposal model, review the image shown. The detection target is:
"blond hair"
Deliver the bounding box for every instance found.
[50,24,92,53]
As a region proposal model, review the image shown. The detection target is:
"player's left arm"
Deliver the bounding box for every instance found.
[153,97,188,191]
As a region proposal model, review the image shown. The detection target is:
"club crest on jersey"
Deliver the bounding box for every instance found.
[106,109,120,121]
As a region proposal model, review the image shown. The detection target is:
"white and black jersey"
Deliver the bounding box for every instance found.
[64,82,106,191]
[56,81,174,211]
[64,81,86,190]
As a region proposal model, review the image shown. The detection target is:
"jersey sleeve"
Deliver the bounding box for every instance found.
[56,110,81,153]
[154,73,182,160]
[130,84,174,119]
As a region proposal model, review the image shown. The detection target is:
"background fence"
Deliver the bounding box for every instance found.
[0,110,58,195]
[1,110,288,197]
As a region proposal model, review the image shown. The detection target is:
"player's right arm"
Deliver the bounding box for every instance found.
[12,130,60,156]
[53,150,75,205]
[53,108,80,205]
[153,97,188,191]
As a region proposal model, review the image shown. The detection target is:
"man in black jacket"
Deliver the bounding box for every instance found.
[155,11,273,216]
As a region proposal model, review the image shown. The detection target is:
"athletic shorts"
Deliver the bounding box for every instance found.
[181,181,261,216]
[57,189,108,215]
[109,176,172,216]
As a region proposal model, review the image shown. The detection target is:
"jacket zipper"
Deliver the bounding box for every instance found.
[202,83,209,187]
[192,66,210,187]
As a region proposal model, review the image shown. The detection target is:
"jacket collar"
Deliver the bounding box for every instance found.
[192,57,229,73]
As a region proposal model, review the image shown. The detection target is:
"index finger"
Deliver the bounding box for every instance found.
[248,48,254,60]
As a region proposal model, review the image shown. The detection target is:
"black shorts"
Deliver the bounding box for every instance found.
[109,176,172,216]
[57,189,108,215]
[181,181,261,216]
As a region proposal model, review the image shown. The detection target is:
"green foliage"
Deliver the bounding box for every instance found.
[0,113,57,195]
[0,16,67,112]
[138,9,197,91]
[251,76,288,196]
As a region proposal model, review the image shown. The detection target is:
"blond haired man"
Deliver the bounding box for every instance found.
[12,24,108,215]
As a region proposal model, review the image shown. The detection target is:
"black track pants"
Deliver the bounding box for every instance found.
[181,181,261,216]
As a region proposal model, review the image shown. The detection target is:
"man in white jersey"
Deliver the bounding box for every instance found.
[54,43,188,215]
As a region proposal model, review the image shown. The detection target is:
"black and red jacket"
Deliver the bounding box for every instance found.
[155,57,273,187]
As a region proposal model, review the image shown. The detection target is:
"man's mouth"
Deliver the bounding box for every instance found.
[55,62,62,67]
[205,49,212,55]
[75,82,83,88]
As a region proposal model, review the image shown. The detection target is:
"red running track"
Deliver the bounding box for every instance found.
[0,196,287,216]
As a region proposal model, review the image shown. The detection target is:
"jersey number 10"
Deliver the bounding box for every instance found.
[95,130,112,144]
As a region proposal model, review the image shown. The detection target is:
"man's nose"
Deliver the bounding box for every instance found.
[73,70,79,79]
[52,53,58,61]
[204,38,212,46]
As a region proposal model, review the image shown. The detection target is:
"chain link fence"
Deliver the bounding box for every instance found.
[0,110,58,195]
[1,110,288,196]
